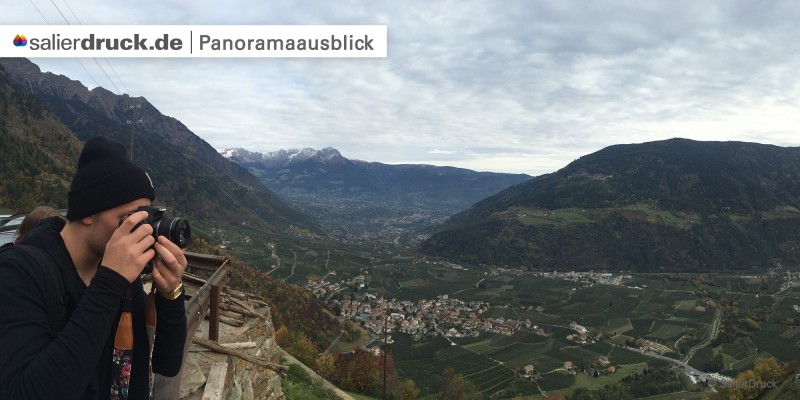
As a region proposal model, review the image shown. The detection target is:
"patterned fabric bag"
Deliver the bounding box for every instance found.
[111,287,134,400]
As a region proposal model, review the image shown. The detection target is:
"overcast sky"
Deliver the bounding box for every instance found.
[5,1,800,175]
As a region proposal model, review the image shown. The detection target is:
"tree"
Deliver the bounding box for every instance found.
[326,349,391,396]
[397,379,421,400]
[713,356,794,400]
[275,325,290,346]
[731,369,761,400]
[753,356,783,382]
[275,325,319,366]
[571,388,593,400]
[775,380,800,400]
[440,367,482,400]
[742,318,761,332]
[290,332,319,366]
[315,353,336,380]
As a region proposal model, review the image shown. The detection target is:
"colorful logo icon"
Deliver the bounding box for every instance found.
[13,34,27,47]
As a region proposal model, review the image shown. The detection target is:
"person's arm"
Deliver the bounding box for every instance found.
[150,235,189,376]
[151,294,187,376]
[0,259,128,400]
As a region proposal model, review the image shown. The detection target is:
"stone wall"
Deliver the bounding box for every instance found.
[180,296,284,399]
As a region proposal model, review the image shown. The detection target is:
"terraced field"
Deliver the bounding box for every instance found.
[220,233,800,398]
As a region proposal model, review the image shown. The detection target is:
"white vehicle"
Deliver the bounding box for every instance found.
[0,213,27,246]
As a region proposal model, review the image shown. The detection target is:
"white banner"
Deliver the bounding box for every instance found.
[0,25,387,58]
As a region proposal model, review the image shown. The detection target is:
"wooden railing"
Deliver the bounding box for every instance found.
[154,252,231,400]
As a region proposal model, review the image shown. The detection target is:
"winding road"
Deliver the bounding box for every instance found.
[683,308,723,364]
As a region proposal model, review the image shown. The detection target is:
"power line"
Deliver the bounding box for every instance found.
[46,0,128,96]
[61,0,82,24]
[105,59,131,94]
[64,0,131,96]
[30,0,141,160]
[28,0,103,89]
[76,60,102,89]
[63,0,129,95]
[48,0,69,26]
[92,58,122,94]
[60,0,139,158]
[46,0,115,92]
[50,0,141,161]
[27,0,50,24]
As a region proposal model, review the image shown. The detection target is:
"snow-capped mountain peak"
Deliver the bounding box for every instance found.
[220,147,343,168]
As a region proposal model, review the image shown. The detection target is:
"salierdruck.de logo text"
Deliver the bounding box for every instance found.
[13,33,183,51]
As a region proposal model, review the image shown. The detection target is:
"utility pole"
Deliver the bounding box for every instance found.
[383,315,389,400]
[127,103,142,161]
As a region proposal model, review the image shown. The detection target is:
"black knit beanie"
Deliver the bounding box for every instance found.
[66,137,156,220]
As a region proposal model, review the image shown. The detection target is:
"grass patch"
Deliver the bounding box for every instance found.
[537,370,576,391]
[328,322,372,353]
[649,323,689,341]
[398,278,430,288]
[604,318,634,335]
[345,392,378,400]
[281,364,340,400]
[504,207,598,226]
[674,299,697,310]
[573,363,646,390]
[608,347,650,365]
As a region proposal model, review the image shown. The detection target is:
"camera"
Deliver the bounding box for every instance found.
[134,205,191,248]
[133,206,191,273]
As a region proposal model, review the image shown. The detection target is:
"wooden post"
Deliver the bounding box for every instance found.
[210,284,221,342]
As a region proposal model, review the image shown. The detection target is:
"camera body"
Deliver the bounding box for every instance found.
[133,205,191,273]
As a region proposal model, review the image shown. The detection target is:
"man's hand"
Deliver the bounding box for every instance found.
[151,235,187,294]
[103,211,155,283]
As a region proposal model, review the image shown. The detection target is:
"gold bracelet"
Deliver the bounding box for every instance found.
[158,281,184,300]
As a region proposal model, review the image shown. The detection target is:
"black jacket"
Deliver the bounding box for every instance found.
[0,217,187,400]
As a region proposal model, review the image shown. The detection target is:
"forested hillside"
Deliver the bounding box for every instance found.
[423,139,800,272]
[0,64,83,211]
[0,57,318,233]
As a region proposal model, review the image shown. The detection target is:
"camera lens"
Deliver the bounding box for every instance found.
[152,217,191,248]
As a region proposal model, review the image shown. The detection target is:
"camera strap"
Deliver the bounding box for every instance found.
[146,284,157,400]
[146,284,157,328]
[111,286,133,400]
[114,287,134,349]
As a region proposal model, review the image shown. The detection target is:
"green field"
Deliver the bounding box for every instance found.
[604,318,633,335]
[216,228,800,397]
[570,363,646,391]
[390,334,514,396]
[429,271,799,394]
[502,204,702,230]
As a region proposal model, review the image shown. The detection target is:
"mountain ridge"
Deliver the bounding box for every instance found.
[221,147,344,169]
[222,146,532,200]
[222,146,532,242]
[422,138,800,272]
[0,57,318,233]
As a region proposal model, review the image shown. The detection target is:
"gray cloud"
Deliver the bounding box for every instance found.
[6,0,800,175]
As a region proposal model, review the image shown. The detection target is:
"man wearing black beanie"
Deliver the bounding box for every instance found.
[0,137,188,400]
